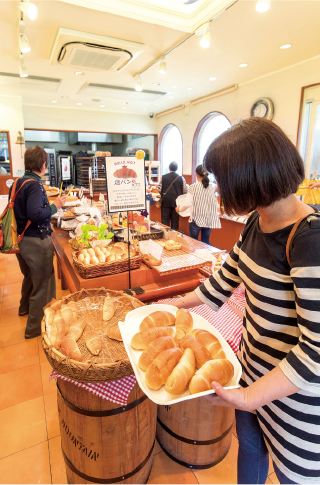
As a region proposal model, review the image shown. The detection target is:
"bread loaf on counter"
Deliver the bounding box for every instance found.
[138,336,179,372]
[131,327,175,350]
[139,311,175,331]
[189,359,234,394]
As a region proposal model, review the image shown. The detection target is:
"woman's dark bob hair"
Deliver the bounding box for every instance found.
[24,146,48,173]
[203,117,305,216]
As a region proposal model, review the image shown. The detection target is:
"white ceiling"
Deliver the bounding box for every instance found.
[0,0,320,116]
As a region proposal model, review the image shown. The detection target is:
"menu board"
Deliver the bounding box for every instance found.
[105,157,146,213]
[61,157,71,181]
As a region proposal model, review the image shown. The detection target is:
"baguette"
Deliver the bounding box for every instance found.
[131,327,175,350]
[145,348,183,390]
[189,359,234,395]
[179,335,212,369]
[165,348,196,395]
[61,336,82,361]
[175,309,193,340]
[84,330,102,355]
[139,311,175,331]
[67,318,86,341]
[138,336,179,371]
[191,329,226,360]
[50,311,66,349]
[103,295,115,321]
[107,323,122,341]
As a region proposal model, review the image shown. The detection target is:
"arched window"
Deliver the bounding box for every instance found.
[159,125,183,175]
[192,112,231,181]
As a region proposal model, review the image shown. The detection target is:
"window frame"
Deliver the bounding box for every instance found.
[158,124,183,175]
[192,111,231,183]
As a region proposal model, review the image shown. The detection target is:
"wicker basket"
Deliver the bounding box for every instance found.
[41,288,145,382]
[72,252,142,279]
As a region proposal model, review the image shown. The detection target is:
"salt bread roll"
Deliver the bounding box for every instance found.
[103,295,115,321]
[60,305,74,332]
[145,348,183,390]
[165,348,196,395]
[50,311,66,349]
[139,311,175,331]
[107,323,122,341]
[67,301,78,321]
[131,327,175,350]
[138,336,179,372]
[191,329,226,360]
[61,336,82,361]
[175,309,193,340]
[67,318,86,341]
[44,307,55,330]
[179,335,212,369]
[85,330,102,355]
[189,359,234,395]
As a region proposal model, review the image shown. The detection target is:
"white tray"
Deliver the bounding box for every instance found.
[119,304,241,405]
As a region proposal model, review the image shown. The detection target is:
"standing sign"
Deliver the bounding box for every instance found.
[61,157,71,180]
[105,157,146,213]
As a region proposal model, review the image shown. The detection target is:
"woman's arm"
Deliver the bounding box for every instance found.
[26,184,52,222]
[308,181,320,188]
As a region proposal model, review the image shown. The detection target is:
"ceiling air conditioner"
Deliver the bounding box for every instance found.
[50,28,145,72]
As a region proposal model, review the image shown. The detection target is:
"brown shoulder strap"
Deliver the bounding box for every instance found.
[11,179,36,202]
[163,175,180,196]
[285,217,306,267]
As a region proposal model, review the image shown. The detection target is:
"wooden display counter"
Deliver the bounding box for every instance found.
[52,227,208,303]
[150,204,244,253]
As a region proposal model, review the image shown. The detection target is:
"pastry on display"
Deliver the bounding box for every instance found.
[189,359,234,394]
[139,311,176,330]
[142,254,162,266]
[156,241,166,248]
[84,330,102,355]
[66,196,78,202]
[103,295,115,321]
[113,167,138,179]
[191,329,226,359]
[179,335,212,369]
[145,347,183,390]
[107,323,122,341]
[165,348,196,395]
[50,312,66,349]
[164,240,182,251]
[74,243,137,266]
[175,309,193,340]
[131,327,176,350]
[61,335,82,361]
[67,318,86,341]
[138,336,179,371]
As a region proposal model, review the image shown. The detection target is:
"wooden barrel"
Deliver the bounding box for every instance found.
[156,397,235,469]
[57,379,157,484]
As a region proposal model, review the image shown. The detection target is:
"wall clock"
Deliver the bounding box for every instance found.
[250,97,274,120]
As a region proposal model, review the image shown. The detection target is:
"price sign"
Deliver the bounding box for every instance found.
[105,157,146,213]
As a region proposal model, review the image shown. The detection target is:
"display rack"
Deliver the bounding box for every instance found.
[145,161,160,186]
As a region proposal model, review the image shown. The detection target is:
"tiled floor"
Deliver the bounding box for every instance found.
[0,252,279,484]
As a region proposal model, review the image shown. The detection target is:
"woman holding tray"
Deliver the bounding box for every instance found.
[170,118,320,484]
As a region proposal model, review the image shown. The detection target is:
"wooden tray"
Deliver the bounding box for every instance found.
[41,288,145,382]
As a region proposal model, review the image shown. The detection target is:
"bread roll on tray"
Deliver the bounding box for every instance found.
[191,329,226,360]
[165,348,196,395]
[61,336,82,361]
[139,311,175,331]
[145,347,183,390]
[67,318,86,341]
[179,335,212,369]
[50,311,66,349]
[131,327,175,350]
[189,359,234,395]
[175,309,193,340]
[85,330,102,355]
[138,336,179,372]
[107,323,122,341]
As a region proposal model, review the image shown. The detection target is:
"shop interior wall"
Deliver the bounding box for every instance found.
[156,55,320,176]
[0,96,25,177]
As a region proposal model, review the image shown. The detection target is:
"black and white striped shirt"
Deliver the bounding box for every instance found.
[180,182,221,229]
[195,211,320,483]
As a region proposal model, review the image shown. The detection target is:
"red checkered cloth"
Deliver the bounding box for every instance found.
[49,286,245,405]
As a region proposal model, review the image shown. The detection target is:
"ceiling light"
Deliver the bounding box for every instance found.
[200,30,211,49]
[122,102,128,105]
[60,96,68,99]
[91,98,101,102]
[209,77,217,81]
[51,100,57,103]
[280,44,291,49]
[135,74,142,92]
[19,33,31,54]
[154,103,159,106]
[153,82,161,86]
[239,63,248,67]
[75,71,84,76]
[159,56,166,74]
[77,103,82,105]
[171,85,177,88]
[169,96,174,99]
[187,88,193,91]
[100,105,105,108]
[19,1,38,20]
[19,55,28,78]
[142,109,147,111]
[255,0,271,13]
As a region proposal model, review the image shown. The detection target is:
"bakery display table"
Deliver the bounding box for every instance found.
[51,227,223,303]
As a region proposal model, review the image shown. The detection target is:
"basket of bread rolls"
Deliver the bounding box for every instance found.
[118,304,241,405]
[72,241,142,278]
[41,287,145,382]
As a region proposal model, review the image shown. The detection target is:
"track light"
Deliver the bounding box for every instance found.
[19,33,31,53]
[200,29,211,48]
[256,0,271,13]
[19,55,28,78]
[19,1,38,20]
[135,75,142,92]
[159,56,166,74]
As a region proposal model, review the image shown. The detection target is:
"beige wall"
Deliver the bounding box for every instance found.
[156,55,320,175]
[23,105,157,134]
[0,96,25,174]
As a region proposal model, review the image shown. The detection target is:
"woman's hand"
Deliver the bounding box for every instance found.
[202,382,253,411]
[54,195,67,209]
[309,182,320,189]
[176,206,180,214]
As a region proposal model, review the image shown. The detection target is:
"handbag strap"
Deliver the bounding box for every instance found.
[163,175,180,197]
[286,212,320,267]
